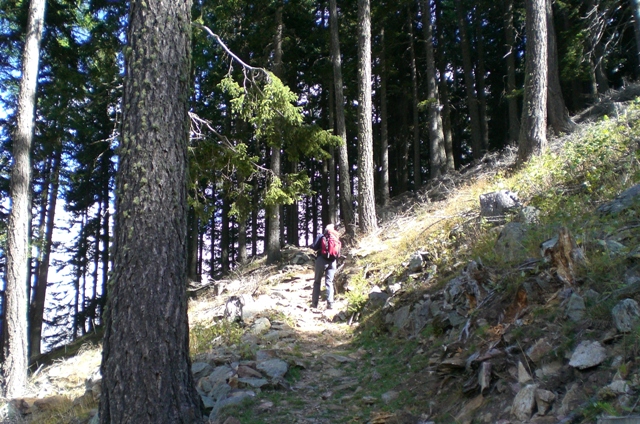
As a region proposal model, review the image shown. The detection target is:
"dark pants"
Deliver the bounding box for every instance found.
[312,256,337,306]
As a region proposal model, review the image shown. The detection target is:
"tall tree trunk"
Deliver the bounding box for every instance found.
[29,144,61,359]
[329,0,355,237]
[518,0,548,163]
[475,10,489,150]
[379,27,390,206]
[221,193,230,274]
[327,85,338,225]
[421,0,447,178]
[357,0,378,233]
[2,0,46,398]
[408,10,422,190]
[632,0,640,75]
[435,0,455,171]
[504,0,520,144]
[546,0,576,134]
[251,179,259,257]
[266,2,284,263]
[99,0,202,421]
[187,206,199,281]
[454,0,483,159]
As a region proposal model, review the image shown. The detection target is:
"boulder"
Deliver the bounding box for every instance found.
[612,299,640,333]
[565,293,586,322]
[479,190,521,218]
[569,341,607,369]
[597,184,640,215]
[511,384,538,421]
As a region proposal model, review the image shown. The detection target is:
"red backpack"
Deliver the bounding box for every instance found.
[321,231,341,260]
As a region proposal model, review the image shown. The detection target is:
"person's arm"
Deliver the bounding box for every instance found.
[312,234,323,251]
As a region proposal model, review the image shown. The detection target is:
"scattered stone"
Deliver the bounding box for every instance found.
[495,222,527,261]
[518,206,540,224]
[256,358,288,379]
[597,184,640,215]
[478,362,492,393]
[612,299,640,333]
[381,390,399,404]
[250,317,271,335]
[192,362,214,380]
[535,389,556,415]
[527,339,553,363]
[511,384,538,421]
[518,362,533,384]
[455,395,484,424]
[479,190,521,218]
[534,362,563,379]
[559,383,586,416]
[566,293,586,321]
[407,252,424,272]
[569,340,607,369]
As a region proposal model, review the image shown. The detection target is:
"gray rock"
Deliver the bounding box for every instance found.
[238,377,269,388]
[407,253,424,272]
[559,383,586,416]
[495,222,527,261]
[612,299,640,333]
[480,190,521,218]
[208,365,234,387]
[566,293,586,322]
[250,317,271,335]
[392,305,412,330]
[200,394,216,410]
[210,383,232,401]
[478,362,492,393]
[368,286,389,308]
[597,184,640,215]
[257,358,288,379]
[381,390,399,404]
[527,338,553,363]
[511,384,538,421]
[518,362,533,384]
[569,341,607,369]
[518,206,540,224]
[192,362,214,380]
[210,391,255,419]
[535,389,556,415]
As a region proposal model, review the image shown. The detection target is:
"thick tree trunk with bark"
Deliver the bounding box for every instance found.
[475,11,489,150]
[221,193,230,274]
[632,0,640,74]
[408,10,421,189]
[266,3,284,263]
[435,0,455,171]
[378,27,390,206]
[329,0,355,237]
[546,0,576,134]
[2,0,46,398]
[455,0,483,159]
[357,0,378,233]
[504,0,520,144]
[30,145,61,359]
[421,0,447,178]
[99,0,202,422]
[518,0,548,163]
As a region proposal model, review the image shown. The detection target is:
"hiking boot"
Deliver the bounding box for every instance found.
[311,302,318,309]
[327,302,333,310]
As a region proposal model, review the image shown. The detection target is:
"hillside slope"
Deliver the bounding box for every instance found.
[4,89,640,424]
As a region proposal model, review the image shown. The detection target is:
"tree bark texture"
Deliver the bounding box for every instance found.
[408,10,421,190]
[2,0,46,398]
[99,0,202,422]
[435,0,455,171]
[632,0,640,74]
[518,0,548,163]
[546,0,576,135]
[329,0,355,237]
[421,0,447,178]
[378,27,390,206]
[266,3,283,263]
[455,0,483,159]
[475,10,489,150]
[30,144,61,359]
[357,0,378,233]
[503,0,520,144]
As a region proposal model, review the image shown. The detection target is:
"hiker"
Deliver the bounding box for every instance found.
[311,224,341,309]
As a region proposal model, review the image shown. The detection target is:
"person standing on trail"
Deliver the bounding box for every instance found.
[311,224,342,309]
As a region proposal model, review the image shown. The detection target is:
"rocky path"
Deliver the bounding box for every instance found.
[195,266,371,424]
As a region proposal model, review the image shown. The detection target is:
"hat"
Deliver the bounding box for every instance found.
[325,224,335,232]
